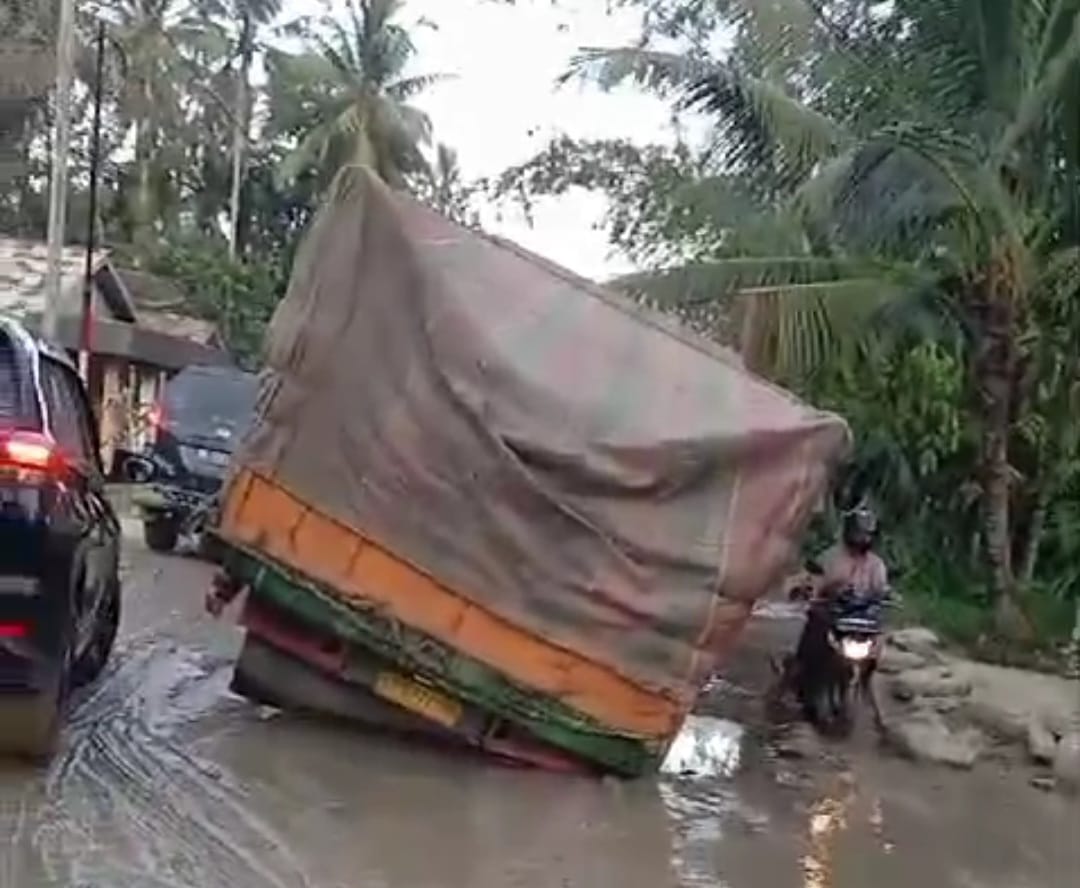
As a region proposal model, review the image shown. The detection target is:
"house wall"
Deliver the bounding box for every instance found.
[95,355,170,473]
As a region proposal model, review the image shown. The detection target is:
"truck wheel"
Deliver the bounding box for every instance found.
[144,519,179,553]
[72,578,120,687]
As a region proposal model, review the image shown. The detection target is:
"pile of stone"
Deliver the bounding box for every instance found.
[878,628,984,768]
[877,627,1080,793]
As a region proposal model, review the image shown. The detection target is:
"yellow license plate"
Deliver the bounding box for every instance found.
[373,671,463,728]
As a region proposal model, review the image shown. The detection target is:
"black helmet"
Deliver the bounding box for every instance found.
[842,506,878,552]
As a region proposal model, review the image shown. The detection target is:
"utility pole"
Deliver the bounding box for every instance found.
[80,20,106,382]
[43,0,76,343]
[227,11,253,259]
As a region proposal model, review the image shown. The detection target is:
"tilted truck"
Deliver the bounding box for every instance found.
[209,167,849,776]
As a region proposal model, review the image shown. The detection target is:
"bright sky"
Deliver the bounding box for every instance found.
[274,0,674,281]
[401,0,677,280]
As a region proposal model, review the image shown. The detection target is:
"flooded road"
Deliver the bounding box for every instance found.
[1,526,1076,888]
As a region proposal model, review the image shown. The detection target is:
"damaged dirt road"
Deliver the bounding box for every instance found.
[0,525,1076,888]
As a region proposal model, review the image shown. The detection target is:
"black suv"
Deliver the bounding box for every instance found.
[0,318,121,759]
[131,364,258,553]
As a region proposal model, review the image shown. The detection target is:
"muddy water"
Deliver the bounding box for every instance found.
[0,539,1076,888]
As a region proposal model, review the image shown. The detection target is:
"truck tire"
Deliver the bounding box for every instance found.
[144,519,179,553]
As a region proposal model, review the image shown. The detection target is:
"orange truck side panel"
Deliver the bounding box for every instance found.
[220,469,687,739]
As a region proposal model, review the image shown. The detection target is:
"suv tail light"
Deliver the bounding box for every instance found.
[0,431,63,476]
[148,401,165,443]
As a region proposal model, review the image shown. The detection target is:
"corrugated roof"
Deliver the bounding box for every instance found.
[0,238,225,359]
[115,268,190,311]
[137,308,220,345]
[0,237,109,322]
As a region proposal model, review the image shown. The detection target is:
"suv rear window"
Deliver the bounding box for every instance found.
[162,367,258,439]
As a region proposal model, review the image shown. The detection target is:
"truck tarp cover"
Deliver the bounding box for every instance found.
[237,168,850,699]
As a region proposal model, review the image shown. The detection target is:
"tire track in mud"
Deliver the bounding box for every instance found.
[1,635,315,888]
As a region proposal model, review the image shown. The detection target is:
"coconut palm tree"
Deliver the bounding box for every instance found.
[414,143,476,223]
[0,0,55,232]
[568,0,1080,630]
[196,0,282,254]
[105,0,218,255]
[269,0,444,190]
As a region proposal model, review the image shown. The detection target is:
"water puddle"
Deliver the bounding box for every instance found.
[0,638,312,888]
[661,716,744,779]
[0,618,1074,887]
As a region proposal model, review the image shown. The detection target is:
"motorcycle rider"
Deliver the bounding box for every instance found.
[791,506,889,701]
[813,506,888,605]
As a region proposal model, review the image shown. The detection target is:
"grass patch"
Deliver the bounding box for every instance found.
[900,584,1072,673]
[899,588,991,649]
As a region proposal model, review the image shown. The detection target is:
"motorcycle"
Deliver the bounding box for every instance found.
[124,453,220,557]
[788,560,894,736]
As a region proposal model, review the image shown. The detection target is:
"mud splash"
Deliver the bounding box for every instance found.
[1,637,314,888]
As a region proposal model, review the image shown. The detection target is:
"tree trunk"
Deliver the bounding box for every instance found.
[739,293,771,374]
[132,78,155,261]
[968,245,1032,640]
[1067,595,1080,679]
[228,12,253,259]
[1019,490,1050,584]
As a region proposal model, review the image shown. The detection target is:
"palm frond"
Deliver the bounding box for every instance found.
[748,276,913,378]
[567,43,845,184]
[1035,243,1080,299]
[615,256,887,307]
[561,46,716,95]
[614,254,922,377]
[320,10,361,77]
[792,123,995,257]
[995,7,1080,161]
[386,72,453,101]
[370,95,432,168]
[313,33,361,84]
[275,94,353,184]
[688,69,846,176]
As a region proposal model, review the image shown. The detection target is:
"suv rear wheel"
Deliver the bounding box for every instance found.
[72,577,120,687]
[144,518,179,553]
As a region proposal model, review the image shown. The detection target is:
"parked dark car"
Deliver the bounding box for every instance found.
[0,318,121,760]
[130,364,258,554]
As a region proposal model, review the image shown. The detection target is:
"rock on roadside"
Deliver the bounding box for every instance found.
[883,710,984,769]
[879,647,928,675]
[890,627,942,658]
[1027,719,1059,766]
[1053,731,1080,794]
[890,666,972,701]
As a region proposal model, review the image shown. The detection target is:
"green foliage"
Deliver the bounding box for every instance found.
[493,0,1080,652]
[810,342,967,514]
[268,0,442,189]
[142,242,287,368]
[410,144,479,227]
[1,0,477,379]
[492,137,711,265]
